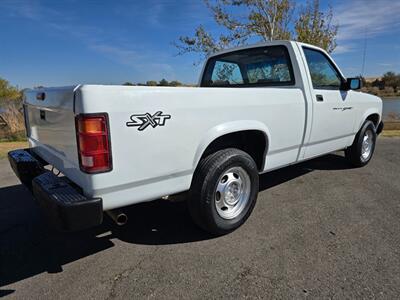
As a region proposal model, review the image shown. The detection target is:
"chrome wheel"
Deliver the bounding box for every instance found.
[214,167,251,220]
[361,129,374,161]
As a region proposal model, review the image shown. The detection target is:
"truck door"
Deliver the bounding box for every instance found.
[301,46,356,159]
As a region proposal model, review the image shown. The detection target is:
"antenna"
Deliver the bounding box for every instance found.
[361,28,367,76]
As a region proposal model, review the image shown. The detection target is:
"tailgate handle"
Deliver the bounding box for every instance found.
[40,110,46,120]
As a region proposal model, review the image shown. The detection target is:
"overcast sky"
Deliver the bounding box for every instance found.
[1,0,399,88]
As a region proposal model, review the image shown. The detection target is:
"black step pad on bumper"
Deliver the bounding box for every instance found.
[8,149,103,231]
[8,149,44,190]
[32,172,103,231]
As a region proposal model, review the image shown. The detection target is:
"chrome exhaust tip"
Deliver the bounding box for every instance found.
[106,209,128,226]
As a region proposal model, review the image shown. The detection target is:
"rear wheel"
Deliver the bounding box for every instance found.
[345,120,377,167]
[188,148,259,235]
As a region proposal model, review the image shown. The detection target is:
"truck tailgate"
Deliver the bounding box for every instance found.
[24,86,80,175]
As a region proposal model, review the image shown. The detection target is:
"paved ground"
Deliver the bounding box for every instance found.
[1,137,399,299]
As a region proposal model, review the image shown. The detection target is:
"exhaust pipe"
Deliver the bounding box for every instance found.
[106,209,128,226]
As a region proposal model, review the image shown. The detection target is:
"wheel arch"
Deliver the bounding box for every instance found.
[365,113,380,128]
[193,121,270,172]
[358,109,381,132]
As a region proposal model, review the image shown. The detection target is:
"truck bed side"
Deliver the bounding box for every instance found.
[75,85,306,210]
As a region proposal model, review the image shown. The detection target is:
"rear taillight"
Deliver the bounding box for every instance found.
[75,113,112,173]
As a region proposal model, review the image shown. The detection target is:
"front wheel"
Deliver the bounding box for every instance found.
[345,120,377,167]
[188,148,259,235]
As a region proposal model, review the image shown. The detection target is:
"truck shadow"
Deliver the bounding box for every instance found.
[259,152,353,191]
[0,152,351,288]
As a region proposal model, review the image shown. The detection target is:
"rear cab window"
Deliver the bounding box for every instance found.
[201,45,295,87]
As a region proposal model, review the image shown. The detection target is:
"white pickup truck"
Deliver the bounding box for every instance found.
[9,41,383,235]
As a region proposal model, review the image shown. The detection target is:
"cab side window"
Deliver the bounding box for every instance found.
[303,47,342,90]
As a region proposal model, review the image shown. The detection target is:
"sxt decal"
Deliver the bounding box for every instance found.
[126,111,171,131]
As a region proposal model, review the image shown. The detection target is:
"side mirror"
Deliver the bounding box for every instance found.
[344,77,362,90]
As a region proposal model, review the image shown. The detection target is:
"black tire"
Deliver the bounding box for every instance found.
[188,148,259,235]
[345,120,377,167]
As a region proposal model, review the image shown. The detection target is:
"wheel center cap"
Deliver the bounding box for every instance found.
[225,181,240,205]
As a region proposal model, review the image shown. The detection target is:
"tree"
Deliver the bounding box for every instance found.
[246,0,294,41]
[0,77,21,102]
[371,78,383,89]
[295,0,338,53]
[123,82,135,86]
[158,79,169,86]
[360,76,367,87]
[169,80,183,87]
[175,0,338,62]
[382,71,400,92]
[146,80,158,86]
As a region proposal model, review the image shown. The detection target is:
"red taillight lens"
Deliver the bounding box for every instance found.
[76,114,112,173]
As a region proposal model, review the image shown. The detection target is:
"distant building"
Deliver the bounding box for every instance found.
[365,77,381,83]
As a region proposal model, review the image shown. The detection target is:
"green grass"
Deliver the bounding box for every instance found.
[381,130,400,137]
[0,130,26,142]
[384,122,400,131]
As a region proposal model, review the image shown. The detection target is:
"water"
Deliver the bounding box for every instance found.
[382,98,400,121]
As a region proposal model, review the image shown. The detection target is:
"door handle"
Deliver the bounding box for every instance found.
[316,94,324,102]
